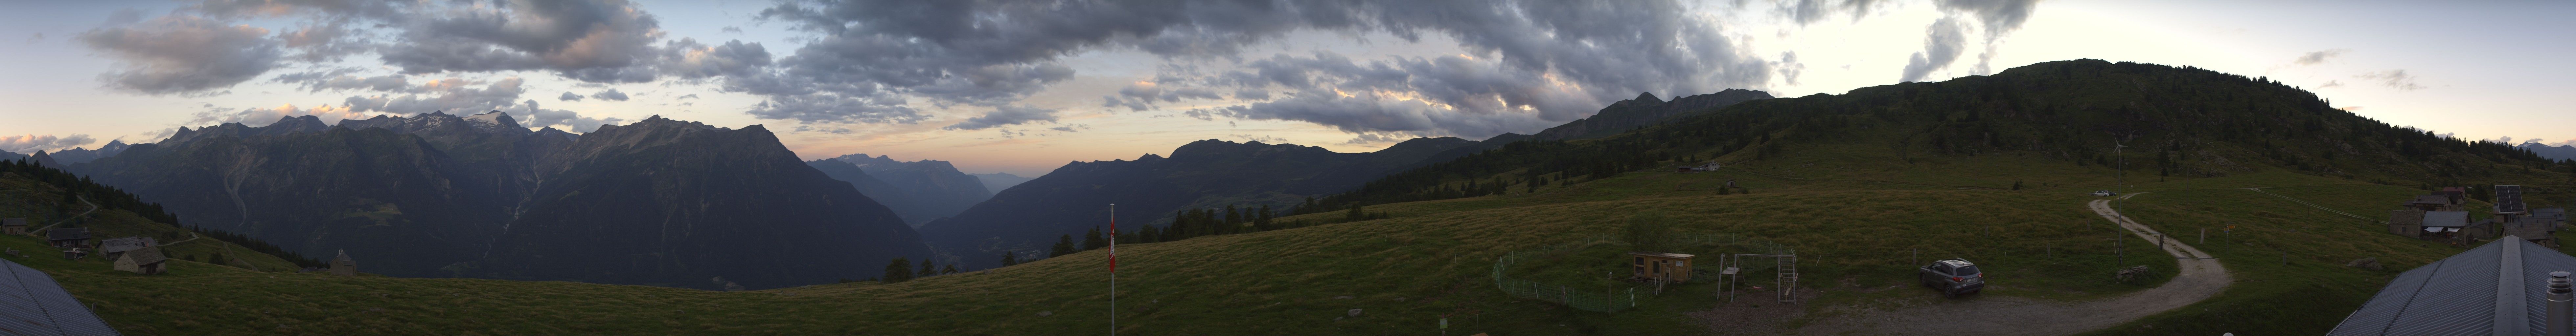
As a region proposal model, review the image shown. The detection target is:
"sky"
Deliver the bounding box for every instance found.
[0,0,2569,176]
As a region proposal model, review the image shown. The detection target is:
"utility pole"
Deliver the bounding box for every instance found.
[2113,136,2129,215]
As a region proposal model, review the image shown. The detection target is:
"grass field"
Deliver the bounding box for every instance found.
[11,136,2568,334]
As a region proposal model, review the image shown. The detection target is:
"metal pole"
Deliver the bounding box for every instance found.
[1109,203,1116,336]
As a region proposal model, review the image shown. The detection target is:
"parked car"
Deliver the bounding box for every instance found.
[2090,190,2117,197]
[1919,258,1985,298]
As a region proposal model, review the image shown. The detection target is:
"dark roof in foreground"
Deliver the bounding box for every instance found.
[0,258,121,335]
[2328,236,2576,336]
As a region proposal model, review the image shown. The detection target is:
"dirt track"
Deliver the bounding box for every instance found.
[1740,193,2234,336]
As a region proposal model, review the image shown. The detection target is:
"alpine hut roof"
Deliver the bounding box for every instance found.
[121,246,167,265]
[2423,211,2472,228]
[44,228,87,241]
[2328,237,2576,335]
[0,259,122,335]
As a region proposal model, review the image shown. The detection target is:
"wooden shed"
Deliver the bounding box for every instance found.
[114,246,167,275]
[1629,252,1696,283]
[1,218,25,235]
[45,228,89,248]
[2388,210,2425,238]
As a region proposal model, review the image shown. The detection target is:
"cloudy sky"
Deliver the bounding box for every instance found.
[1,0,2569,176]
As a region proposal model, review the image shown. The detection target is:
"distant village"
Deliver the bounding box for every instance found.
[2383,185,2569,246]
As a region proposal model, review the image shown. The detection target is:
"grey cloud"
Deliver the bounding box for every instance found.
[2356,70,2425,91]
[76,15,283,95]
[675,94,699,99]
[1936,0,2041,41]
[186,103,370,127]
[659,38,772,79]
[374,0,668,83]
[1105,81,1224,111]
[1779,52,1805,85]
[559,92,585,101]
[341,77,528,113]
[2295,49,2349,66]
[746,0,1767,133]
[944,105,1060,130]
[507,99,625,132]
[1781,0,1887,25]
[24,32,40,44]
[0,134,98,153]
[592,88,630,101]
[271,69,410,92]
[744,93,924,124]
[278,21,369,62]
[2319,80,2343,88]
[721,26,744,33]
[1899,17,1967,82]
[1212,86,1552,139]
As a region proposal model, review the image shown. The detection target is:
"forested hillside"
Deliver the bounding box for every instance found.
[1300,59,2576,215]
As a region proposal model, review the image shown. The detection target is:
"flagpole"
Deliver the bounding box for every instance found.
[1109,203,1117,336]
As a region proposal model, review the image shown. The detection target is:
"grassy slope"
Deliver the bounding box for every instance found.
[19,131,2563,335]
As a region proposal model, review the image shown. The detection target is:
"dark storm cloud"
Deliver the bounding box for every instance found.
[93,0,709,90]
[76,15,284,95]
[747,0,1768,135]
[1935,0,2040,41]
[943,105,1060,130]
[1900,17,1966,82]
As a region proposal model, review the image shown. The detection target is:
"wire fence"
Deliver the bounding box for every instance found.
[1490,232,1792,312]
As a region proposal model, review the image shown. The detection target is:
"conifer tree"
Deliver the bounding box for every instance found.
[1081,226,1106,251]
[1050,234,1077,257]
[1000,252,1018,266]
[882,258,913,283]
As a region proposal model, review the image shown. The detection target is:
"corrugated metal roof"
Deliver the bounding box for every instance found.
[0,219,23,227]
[2534,208,2567,221]
[2330,238,2576,336]
[2425,211,2473,227]
[2412,195,2455,205]
[0,258,120,336]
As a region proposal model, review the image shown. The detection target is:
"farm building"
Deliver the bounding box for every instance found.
[1629,252,1696,283]
[2535,208,2568,230]
[2387,210,2426,238]
[2403,194,2460,212]
[2420,211,2473,243]
[1,218,25,235]
[2506,217,2557,246]
[0,258,123,335]
[44,228,88,248]
[98,236,156,261]
[113,246,167,275]
[2328,236,2576,335]
[330,249,357,276]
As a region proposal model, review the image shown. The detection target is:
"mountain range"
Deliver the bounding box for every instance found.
[69,111,929,289]
[968,172,1035,193]
[916,136,1486,268]
[819,154,992,226]
[2519,143,2576,161]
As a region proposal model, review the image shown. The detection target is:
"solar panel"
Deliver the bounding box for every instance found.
[2495,185,2527,214]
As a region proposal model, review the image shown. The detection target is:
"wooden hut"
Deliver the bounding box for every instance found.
[1629,252,1696,283]
[2388,210,2426,238]
[1,218,25,235]
[113,246,167,275]
[330,249,357,276]
[45,228,89,248]
[2507,217,2556,246]
[99,236,156,261]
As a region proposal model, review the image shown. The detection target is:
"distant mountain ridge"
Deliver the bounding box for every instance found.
[72,112,928,289]
[969,172,1035,193]
[917,137,1477,268]
[825,154,993,225]
[2519,143,2576,161]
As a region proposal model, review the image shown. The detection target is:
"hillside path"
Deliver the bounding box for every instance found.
[23,195,97,237]
[1782,193,2233,336]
